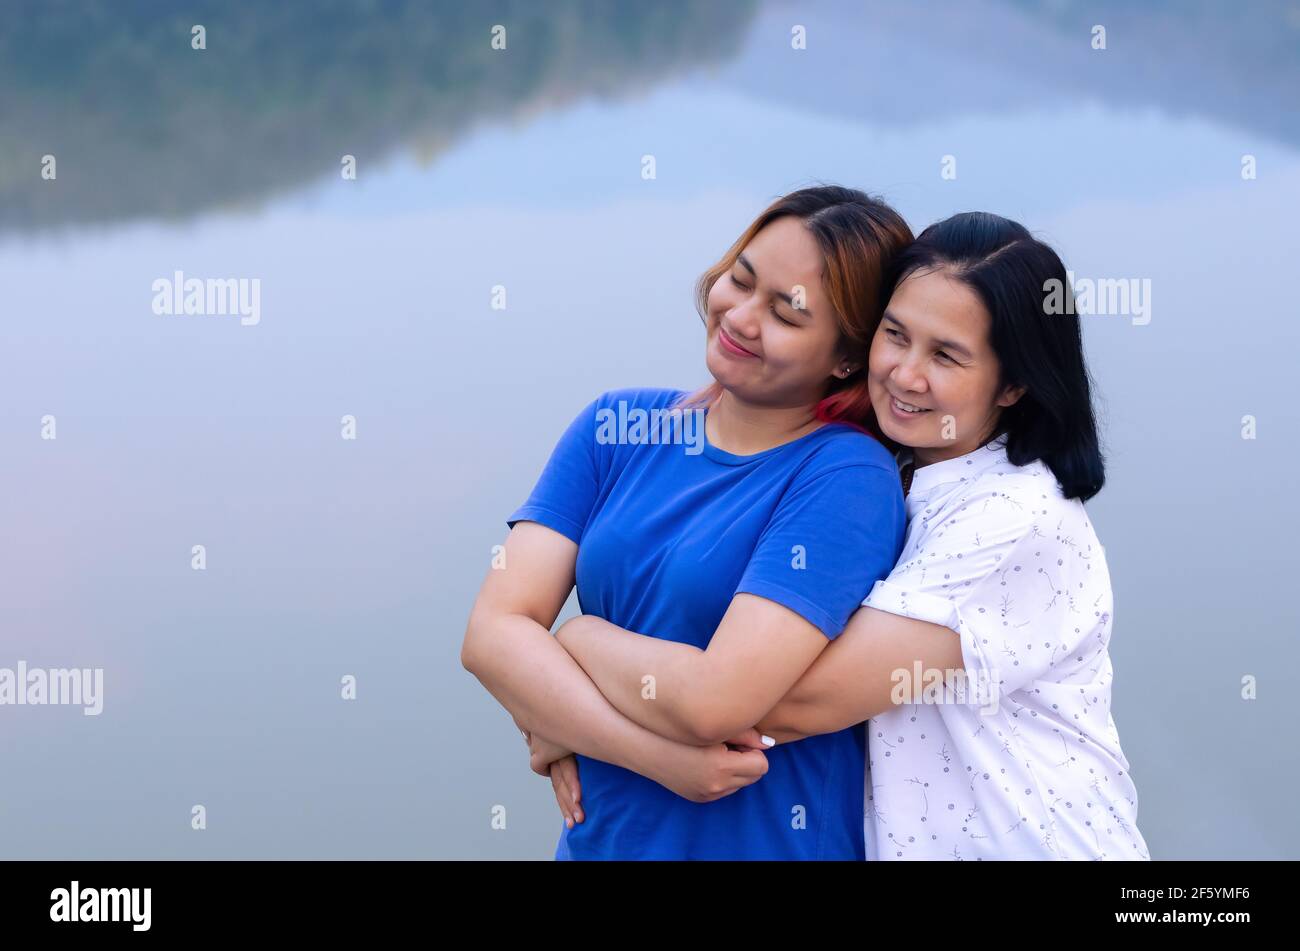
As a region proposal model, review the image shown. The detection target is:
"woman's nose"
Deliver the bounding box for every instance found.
[891,355,927,392]
[727,298,762,337]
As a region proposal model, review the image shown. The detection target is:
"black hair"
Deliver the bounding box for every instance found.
[888,212,1105,501]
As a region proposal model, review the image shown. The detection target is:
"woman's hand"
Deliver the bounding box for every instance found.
[722,727,777,752]
[549,755,584,829]
[536,726,775,829]
[522,729,585,828]
[527,731,574,776]
[648,727,773,804]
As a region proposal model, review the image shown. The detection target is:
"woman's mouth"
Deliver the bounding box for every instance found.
[718,328,759,359]
[888,395,931,419]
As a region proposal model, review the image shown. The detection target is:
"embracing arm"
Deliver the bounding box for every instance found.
[556,593,829,746]
[558,602,964,747]
[753,605,966,743]
[461,520,695,777]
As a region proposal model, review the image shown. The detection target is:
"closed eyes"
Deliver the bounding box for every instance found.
[730,273,797,326]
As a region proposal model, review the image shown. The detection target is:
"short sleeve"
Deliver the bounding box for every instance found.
[506,396,603,544]
[863,486,1090,695]
[735,463,906,639]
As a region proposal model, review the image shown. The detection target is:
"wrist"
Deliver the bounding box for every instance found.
[619,729,682,785]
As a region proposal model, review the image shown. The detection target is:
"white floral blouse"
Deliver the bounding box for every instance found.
[861,434,1149,860]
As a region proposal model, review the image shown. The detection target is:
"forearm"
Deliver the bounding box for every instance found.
[753,697,826,745]
[556,614,719,745]
[755,605,962,743]
[753,652,867,742]
[464,611,684,775]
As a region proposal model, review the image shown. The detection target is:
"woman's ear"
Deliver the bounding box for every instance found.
[832,347,861,379]
[997,383,1027,408]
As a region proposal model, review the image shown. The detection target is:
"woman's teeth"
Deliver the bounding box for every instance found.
[892,396,929,414]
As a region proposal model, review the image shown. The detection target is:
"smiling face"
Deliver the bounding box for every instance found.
[704,216,855,408]
[868,266,1026,465]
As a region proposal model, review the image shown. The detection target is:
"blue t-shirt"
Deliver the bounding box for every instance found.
[508,387,906,860]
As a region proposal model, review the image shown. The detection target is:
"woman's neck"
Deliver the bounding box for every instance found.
[706,390,824,456]
[911,426,1003,469]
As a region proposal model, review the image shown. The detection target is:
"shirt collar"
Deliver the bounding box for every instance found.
[896,433,1010,502]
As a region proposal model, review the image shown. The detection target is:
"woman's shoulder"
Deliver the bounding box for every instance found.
[571,388,696,435]
[585,386,690,413]
[896,457,1105,602]
[939,454,1096,545]
[800,423,899,475]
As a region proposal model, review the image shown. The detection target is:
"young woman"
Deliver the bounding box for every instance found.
[462,186,915,859]
[546,212,1150,860]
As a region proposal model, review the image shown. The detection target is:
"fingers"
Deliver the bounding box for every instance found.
[688,745,771,804]
[737,748,770,777]
[550,770,575,828]
[554,756,584,824]
[529,746,552,777]
[723,727,777,752]
[726,748,770,782]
